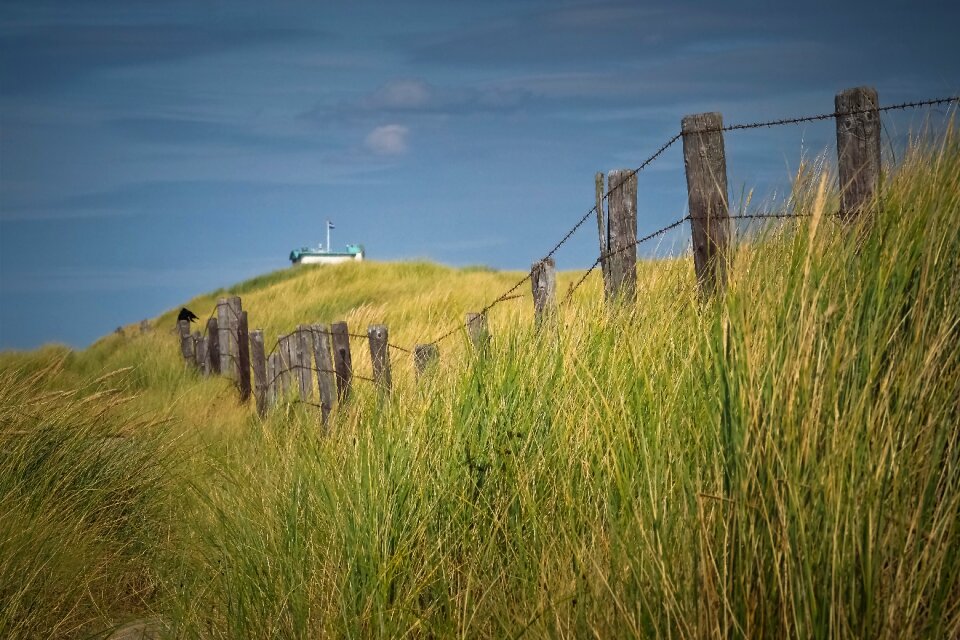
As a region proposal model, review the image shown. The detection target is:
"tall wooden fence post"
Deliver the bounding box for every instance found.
[295,325,313,399]
[311,325,336,426]
[595,172,611,296]
[250,329,267,417]
[682,112,730,298]
[330,321,353,403]
[414,344,439,378]
[606,169,638,302]
[835,86,881,221]
[178,319,196,366]
[217,296,242,379]
[530,258,557,325]
[367,324,392,393]
[465,312,490,350]
[237,311,252,403]
[206,317,221,375]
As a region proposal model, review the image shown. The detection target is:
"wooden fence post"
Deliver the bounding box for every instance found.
[237,311,252,402]
[250,329,267,417]
[206,317,221,375]
[606,169,638,302]
[835,86,881,221]
[414,344,439,378]
[330,321,353,403]
[191,331,201,369]
[216,296,242,379]
[682,112,730,298]
[310,325,336,426]
[139,319,151,334]
[595,172,611,296]
[465,312,490,350]
[197,335,209,375]
[530,258,557,324]
[295,325,313,399]
[367,324,392,393]
[178,319,195,366]
[266,352,280,410]
[278,334,293,398]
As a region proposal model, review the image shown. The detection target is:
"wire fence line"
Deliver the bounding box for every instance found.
[416,94,958,347]
[170,90,958,420]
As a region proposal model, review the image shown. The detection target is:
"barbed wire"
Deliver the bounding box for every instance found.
[186,95,956,383]
[714,96,959,133]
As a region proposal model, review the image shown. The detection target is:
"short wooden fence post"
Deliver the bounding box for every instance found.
[178,319,195,366]
[310,325,336,426]
[330,321,353,403]
[197,335,210,375]
[266,352,280,410]
[835,86,881,221]
[237,311,252,402]
[206,317,221,375]
[250,329,267,417]
[295,325,313,399]
[530,258,557,325]
[278,334,294,398]
[682,112,730,298]
[465,312,490,350]
[367,324,392,393]
[413,344,439,378]
[139,319,151,334]
[606,169,638,302]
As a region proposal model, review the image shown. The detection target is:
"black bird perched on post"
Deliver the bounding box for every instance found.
[178,307,199,323]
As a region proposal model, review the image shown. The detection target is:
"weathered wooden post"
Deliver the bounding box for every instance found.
[178,319,195,366]
[330,321,353,402]
[605,169,638,302]
[191,331,201,369]
[250,329,267,417]
[266,352,280,410]
[682,112,730,298]
[139,319,151,334]
[367,324,392,393]
[413,344,439,378]
[206,317,221,375]
[197,335,210,375]
[278,334,293,398]
[237,311,252,402]
[595,172,611,295]
[310,325,336,426]
[465,312,490,350]
[216,296,242,379]
[530,258,557,325]
[295,325,313,399]
[835,86,881,221]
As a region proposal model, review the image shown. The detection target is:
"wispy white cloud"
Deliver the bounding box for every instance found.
[364,124,409,155]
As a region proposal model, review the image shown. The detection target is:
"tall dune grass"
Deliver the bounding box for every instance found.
[1,125,958,638]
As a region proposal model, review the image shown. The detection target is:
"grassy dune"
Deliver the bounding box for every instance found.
[2,126,959,638]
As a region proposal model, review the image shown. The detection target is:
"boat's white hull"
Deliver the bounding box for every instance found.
[295,254,363,265]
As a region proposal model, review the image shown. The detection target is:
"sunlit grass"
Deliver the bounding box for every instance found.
[1,123,959,638]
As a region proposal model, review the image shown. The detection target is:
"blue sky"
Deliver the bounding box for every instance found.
[1,0,958,349]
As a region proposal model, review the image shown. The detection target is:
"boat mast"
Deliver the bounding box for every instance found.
[326,220,332,254]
